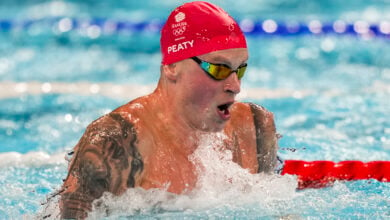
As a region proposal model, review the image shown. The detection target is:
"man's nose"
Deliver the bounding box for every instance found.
[223,72,241,95]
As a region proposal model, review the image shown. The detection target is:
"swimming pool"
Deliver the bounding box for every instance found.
[1,0,389,219]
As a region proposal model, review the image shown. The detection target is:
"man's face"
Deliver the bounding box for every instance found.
[175,48,248,132]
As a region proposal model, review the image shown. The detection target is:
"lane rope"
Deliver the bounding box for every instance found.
[282,160,390,189]
[0,17,389,38]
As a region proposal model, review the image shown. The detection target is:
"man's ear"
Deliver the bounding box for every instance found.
[162,63,178,81]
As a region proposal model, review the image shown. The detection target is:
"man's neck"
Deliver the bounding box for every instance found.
[151,85,201,145]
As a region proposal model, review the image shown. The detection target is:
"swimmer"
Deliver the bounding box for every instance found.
[60,1,279,219]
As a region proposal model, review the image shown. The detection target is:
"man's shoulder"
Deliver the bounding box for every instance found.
[231,102,274,119]
[84,112,136,143]
[86,96,149,129]
[112,97,147,114]
[230,102,276,134]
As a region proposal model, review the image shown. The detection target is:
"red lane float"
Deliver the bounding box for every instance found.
[281,160,390,189]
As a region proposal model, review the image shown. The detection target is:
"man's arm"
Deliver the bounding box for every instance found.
[60,113,143,219]
[249,103,279,173]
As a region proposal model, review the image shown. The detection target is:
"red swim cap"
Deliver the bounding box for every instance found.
[160,1,247,65]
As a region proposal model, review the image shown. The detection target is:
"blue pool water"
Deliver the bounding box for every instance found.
[1,0,390,219]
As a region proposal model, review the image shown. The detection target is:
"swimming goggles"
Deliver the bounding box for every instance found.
[191,57,247,80]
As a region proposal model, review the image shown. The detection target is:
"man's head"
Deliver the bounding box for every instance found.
[160,1,247,65]
[159,1,248,132]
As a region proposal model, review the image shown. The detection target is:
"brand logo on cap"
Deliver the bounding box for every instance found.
[172,12,187,38]
[173,26,186,36]
[175,12,185,22]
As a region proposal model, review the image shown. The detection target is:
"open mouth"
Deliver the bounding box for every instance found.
[217,102,233,120]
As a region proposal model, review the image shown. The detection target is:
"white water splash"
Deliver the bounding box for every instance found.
[86,132,298,219]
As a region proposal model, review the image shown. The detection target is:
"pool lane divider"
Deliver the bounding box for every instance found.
[0,17,389,38]
[282,160,390,189]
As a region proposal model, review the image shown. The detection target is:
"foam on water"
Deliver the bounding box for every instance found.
[87,133,298,219]
[84,133,390,219]
[30,133,299,219]
[35,133,297,219]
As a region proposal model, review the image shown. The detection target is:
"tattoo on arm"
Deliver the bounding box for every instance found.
[60,113,143,219]
[249,103,278,173]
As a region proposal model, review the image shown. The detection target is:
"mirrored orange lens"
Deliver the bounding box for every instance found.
[208,64,247,80]
[236,65,247,79]
[208,65,231,80]
[199,60,247,80]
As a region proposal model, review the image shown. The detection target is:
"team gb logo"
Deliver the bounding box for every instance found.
[175,12,185,22]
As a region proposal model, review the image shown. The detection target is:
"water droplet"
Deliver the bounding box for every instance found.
[87,25,101,39]
[58,18,73,32]
[321,38,335,52]
[64,113,73,122]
